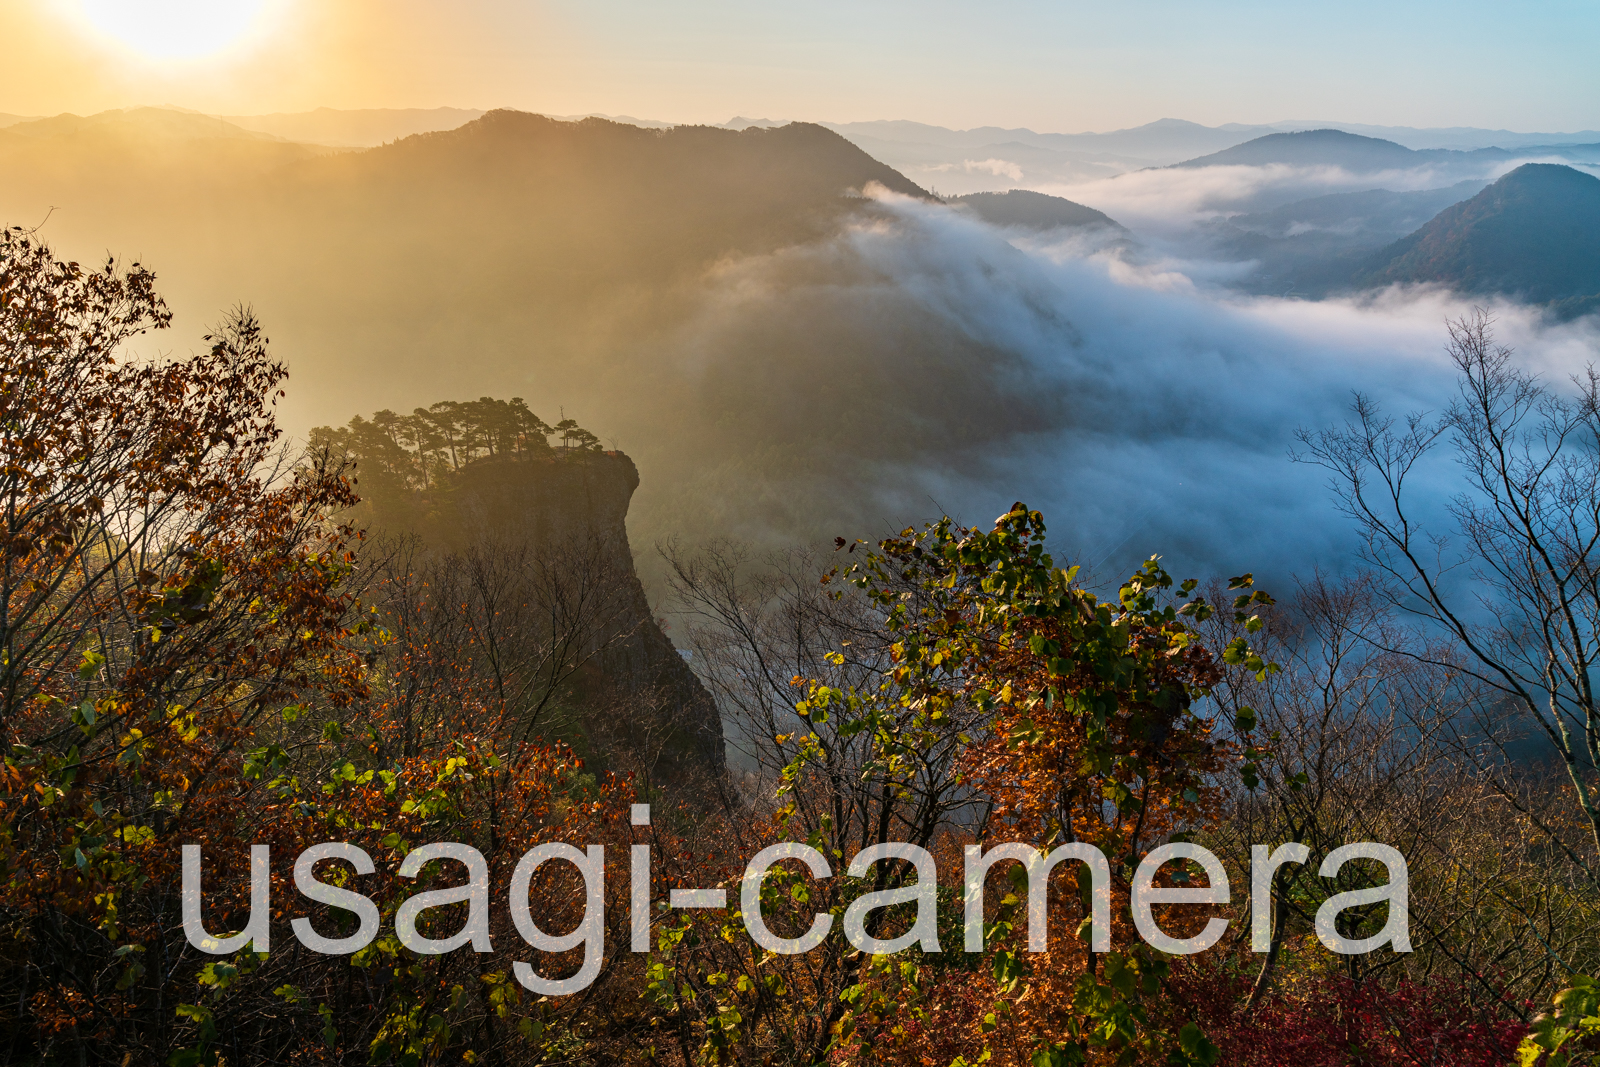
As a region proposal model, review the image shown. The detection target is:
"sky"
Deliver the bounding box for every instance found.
[2,0,1597,132]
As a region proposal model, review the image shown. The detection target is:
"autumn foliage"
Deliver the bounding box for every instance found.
[2,226,1553,1066]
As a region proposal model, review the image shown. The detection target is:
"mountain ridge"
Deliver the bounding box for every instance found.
[952,189,1125,231]
[1356,163,1600,305]
[2,106,289,143]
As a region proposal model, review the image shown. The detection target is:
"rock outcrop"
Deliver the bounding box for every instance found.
[367,449,726,785]
[458,451,723,774]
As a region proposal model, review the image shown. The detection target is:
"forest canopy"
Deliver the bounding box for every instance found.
[310,397,603,494]
[4,224,1597,1067]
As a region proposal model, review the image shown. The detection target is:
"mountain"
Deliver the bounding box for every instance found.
[830,117,1600,165]
[160,107,1600,161]
[1266,121,1600,151]
[0,108,927,293]
[222,106,487,146]
[952,189,1124,231]
[1173,128,1600,176]
[1,107,1012,568]
[1225,181,1488,239]
[825,117,1600,198]
[1174,129,1426,171]
[723,116,790,129]
[217,107,701,146]
[1357,163,1600,305]
[1204,180,1488,296]
[824,117,1279,161]
[821,117,1282,193]
[0,108,336,197]
[2,106,291,143]
[0,113,34,129]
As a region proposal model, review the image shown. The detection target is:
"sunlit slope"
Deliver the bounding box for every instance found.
[2,108,1026,557]
[223,106,489,146]
[306,110,928,282]
[2,107,290,142]
[1358,163,1600,310]
[0,109,328,230]
[0,108,927,420]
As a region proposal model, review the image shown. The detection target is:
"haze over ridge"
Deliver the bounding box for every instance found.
[2,104,1597,593]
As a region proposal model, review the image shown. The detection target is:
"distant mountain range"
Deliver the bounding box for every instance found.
[1172,128,1600,174]
[220,106,488,146]
[1357,163,1600,313]
[816,118,1283,193]
[1265,121,1600,151]
[2,102,1596,568]
[13,105,1595,192]
[220,107,690,145]
[12,105,1592,152]
[0,106,672,146]
[7,107,1594,318]
[1225,181,1489,239]
[3,106,289,143]
[823,121,1600,198]
[824,117,1275,161]
[823,117,1600,155]
[0,106,1005,554]
[1201,180,1488,296]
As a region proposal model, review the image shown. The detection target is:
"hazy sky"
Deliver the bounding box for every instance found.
[2,0,1597,132]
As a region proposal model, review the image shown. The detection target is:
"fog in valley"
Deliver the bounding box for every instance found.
[11,7,1600,1054]
[4,106,1598,592]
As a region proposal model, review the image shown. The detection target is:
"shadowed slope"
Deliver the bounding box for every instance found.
[1357,164,1600,305]
[952,189,1125,231]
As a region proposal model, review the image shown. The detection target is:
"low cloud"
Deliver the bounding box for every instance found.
[1029,153,1596,240]
[925,158,1027,181]
[616,188,1600,591]
[961,158,1025,181]
[1034,163,1491,237]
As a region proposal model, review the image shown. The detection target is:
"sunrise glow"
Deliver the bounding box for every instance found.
[75,0,270,61]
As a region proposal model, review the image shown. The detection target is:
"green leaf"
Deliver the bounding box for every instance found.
[77,650,106,680]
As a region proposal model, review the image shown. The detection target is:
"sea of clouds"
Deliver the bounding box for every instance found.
[621,184,1600,593]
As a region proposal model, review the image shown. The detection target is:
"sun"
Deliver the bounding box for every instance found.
[77,0,271,61]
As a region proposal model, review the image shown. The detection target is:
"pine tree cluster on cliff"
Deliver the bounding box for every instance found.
[311,397,603,498]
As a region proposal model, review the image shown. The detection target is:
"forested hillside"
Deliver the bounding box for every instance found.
[1357,163,1600,311]
[0,107,999,562]
[0,107,929,422]
[952,189,1125,231]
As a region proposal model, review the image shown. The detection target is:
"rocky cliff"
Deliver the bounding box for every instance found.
[366,449,726,786]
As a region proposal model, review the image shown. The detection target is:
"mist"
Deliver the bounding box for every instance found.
[1034,156,1600,238]
[6,110,1596,597]
[610,186,1600,590]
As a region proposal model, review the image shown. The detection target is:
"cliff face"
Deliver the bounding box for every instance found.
[447,449,640,546]
[371,450,726,784]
